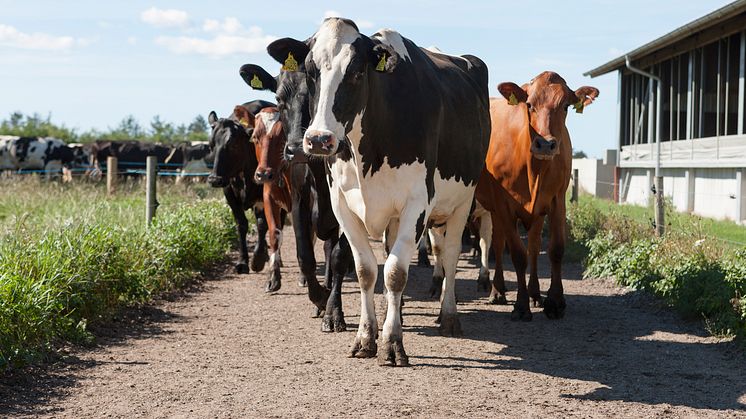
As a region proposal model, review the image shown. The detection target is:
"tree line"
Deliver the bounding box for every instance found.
[0,112,210,144]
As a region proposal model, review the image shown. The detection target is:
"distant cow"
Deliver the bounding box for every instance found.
[475,71,598,321]
[0,136,80,179]
[165,141,213,183]
[283,18,490,366]
[207,101,275,276]
[89,140,173,177]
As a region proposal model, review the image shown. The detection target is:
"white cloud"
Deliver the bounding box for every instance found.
[140,7,189,28]
[127,36,137,45]
[202,17,241,34]
[155,26,275,57]
[0,24,87,51]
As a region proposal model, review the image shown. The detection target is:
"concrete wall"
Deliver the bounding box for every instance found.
[572,149,617,200]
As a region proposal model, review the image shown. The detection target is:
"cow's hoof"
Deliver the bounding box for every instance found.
[477,272,490,292]
[298,275,308,288]
[322,310,347,333]
[429,275,443,299]
[438,314,463,337]
[350,336,377,358]
[532,295,545,308]
[251,250,268,272]
[309,286,331,312]
[312,307,324,318]
[510,305,533,322]
[235,262,250,274]
[488,294,508,305]
[265,270,281,293]
[378,338,409,367]
[543,295,566,319]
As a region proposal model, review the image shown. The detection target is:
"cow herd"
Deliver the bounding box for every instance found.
[205,18,599,367]
[0,136,213,181]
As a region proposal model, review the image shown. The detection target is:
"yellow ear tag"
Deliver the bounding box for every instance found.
[282,52,298,72]
[375,53,386,72]
[239,117,249,128]
[573,100,585,114]
[250,74,263,89]
[508,92,518,106]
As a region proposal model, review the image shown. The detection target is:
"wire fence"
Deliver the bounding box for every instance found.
[3,160,214,178]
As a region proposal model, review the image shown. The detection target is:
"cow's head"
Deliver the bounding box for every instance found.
[289,18,400,156]
[240,38,312,163]
[207,106,256,188]
[498,71,599,161]
[252,109,286,185]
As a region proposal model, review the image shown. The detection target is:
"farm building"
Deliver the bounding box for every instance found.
[585,0,746,222]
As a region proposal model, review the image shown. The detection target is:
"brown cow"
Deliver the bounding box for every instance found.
[234,106,292,292]
[475,71,598,321]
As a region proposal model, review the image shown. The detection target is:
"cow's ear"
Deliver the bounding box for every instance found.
[239,64,277,92]
[370,43,399,73]
[497,83,528,105]
[267,38,310,72]
[572,86,600,114]
[232,106,255,129]
[208,111,218,127]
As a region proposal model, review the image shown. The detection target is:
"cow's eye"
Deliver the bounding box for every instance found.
[526,102,533,111]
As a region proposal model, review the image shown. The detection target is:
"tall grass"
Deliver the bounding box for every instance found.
[0,177,237,369]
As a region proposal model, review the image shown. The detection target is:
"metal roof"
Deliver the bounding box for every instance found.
[584,0,746,78]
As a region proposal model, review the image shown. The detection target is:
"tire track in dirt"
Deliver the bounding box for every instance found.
[2,226,745,418]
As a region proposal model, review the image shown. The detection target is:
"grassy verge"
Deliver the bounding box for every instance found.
[568,195,746,339]
[0,178,237,369]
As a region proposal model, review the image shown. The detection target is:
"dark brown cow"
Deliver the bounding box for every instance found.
[475,71,598,321]
[233,105,293,293]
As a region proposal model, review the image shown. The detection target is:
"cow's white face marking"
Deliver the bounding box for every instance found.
[373,29,410,61]
[305,20,361,155]
[257,111,280,134]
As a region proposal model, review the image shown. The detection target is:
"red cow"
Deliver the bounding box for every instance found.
[234,106,292,292]
[475,71,598,321]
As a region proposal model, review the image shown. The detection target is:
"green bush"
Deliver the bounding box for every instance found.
[569,196,746,341]
[0,181,235,369]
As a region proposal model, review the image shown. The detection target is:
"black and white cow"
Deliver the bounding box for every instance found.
[1,136,79,179]
[165,141,213,183]
[239,38,355,332]
[277,18,490,366]
[0,136,14,171]
[207,100,274,276]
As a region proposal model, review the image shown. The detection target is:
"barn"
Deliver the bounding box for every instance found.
[585,0,746,223]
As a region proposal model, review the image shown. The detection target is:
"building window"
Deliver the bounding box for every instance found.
[724,33,740,136]
[700,41,718,138]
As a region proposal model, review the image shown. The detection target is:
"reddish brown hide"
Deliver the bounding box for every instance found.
[475,71,598,321]
[235,105,292,292]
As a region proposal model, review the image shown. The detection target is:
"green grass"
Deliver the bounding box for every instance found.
[0,177,238,369]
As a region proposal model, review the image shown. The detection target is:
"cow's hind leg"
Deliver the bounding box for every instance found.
[527,217,545,307]
[477,212,492,292]
[504,223,531,321]
[322,234,349,333]
[437,200,471,337]
[544,198,567,319]
[251,205,269,272]
[488,211,508,305]
[428,227,445,300]
[416,235,431,267]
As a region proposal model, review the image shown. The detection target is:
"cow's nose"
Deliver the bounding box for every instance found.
[532,137,558,159]
[303,130,337,155]
[254,170,273,184]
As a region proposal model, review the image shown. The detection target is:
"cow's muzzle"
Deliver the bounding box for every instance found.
[303,130,336,156]
[208,174,228,188]
[531,137,559,160]
[284,142,308,164]
[254,169,274,184]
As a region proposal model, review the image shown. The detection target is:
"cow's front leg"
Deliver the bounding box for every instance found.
[527,217,545,307]
[544,198,567,319]
[264,191,283,293]
[322,234,349,333]
[224,189,250,274]
[251,205,269,272]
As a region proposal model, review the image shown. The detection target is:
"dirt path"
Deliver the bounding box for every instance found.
[2,226,745,418]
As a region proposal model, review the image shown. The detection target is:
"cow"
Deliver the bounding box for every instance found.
[275,18,490,366]
[0,136,14,171]
[2,136,78,179]
[164,141,213,183]
[475,71,598,321]
[207,101,275,277]
[89,140,174,178]
[239,41,355,332]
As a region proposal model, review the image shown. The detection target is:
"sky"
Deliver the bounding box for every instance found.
[0,0,734,158]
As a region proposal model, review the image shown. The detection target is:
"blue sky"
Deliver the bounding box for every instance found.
[0,0,733,157]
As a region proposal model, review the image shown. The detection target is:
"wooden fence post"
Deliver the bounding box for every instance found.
[106,156,118,195]
[146,156,158,226]
[571,168,579,203]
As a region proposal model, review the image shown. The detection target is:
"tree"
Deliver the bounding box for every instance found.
[572,149,588,159]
